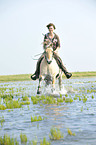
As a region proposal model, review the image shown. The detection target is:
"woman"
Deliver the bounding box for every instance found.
[31,23,72,80]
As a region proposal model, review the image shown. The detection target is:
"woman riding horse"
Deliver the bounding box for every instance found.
[31,23,72,80]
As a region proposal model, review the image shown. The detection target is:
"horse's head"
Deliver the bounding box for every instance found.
[45,47,53,64]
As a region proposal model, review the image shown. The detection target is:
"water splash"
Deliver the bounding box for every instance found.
[42,84,67,97]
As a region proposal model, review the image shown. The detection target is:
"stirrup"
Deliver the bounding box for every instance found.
[31,74,37,80]
[66,72,72,79]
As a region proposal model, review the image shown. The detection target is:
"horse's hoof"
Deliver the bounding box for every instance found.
[37,90,41,94]
[51,88,55,93]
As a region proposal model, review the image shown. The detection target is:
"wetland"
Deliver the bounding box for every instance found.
[0,75,96,145]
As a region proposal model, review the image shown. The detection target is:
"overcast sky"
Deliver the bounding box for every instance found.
[0,0,96,75]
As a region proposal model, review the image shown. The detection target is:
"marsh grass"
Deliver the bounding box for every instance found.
[6,100,22,109]
[31,96,39,104]
[22,96,29,101]
[57,98,64,103]
[20,101,30,105]
[0,94,13,99]
[0,99,30,110]
[67,128,76,136]
[49,128,64,140]
[31,115,43,122]
[0,93,31,110]
[0,134,19,145]
[0,116,5,127]
[0,104,6,110]
[32,140,37,145]
[20,133,27,144]
[32,137,38,145]
[65,98,73,103]
[91,95,94,99]
[82,95,87,103]
[81,106,83,112]
[0,71,96,82]
[31,95,66,105]
[40,137,51,145]
[42,96,56,104]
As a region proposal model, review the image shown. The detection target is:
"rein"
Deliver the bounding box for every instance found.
[31,53,43,60]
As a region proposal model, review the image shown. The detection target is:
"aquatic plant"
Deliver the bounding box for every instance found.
[91,95,94,99]
[81,106,83,112]
[39,95,46,100]
[42,96,56,104]
[32,140,37,145]
[31,95,66,105]
[20,101,30,105]
[6,100,22,109]
[65,98,73,103]
[1,94,13,100]
[20,133,27,144]
[82,95,87,103]
[49,128,64,140]
[67,128,76,136]
[0,134,19,145]
[40,137,51,145]
[31,115,43,122]
[31,96,39,104]
[79,96,81,101]
[57,98,64,103]
[0,116,5,127]
[21,96,29,101]
[65,94,68,97]
[0,104,6,110]
[74,96,78,100]
[32,137,37,145]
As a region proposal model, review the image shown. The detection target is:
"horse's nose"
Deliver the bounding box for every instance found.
[47,59,51,64]
[47,60,52,64]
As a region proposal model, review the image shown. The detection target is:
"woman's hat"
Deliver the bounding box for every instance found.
[46,23,56,29]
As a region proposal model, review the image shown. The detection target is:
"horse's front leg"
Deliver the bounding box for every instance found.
[51,77,55,92]
[59,75,62,90]
[37,76,42,94]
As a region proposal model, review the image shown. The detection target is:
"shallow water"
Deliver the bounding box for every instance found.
[0,77,96,145]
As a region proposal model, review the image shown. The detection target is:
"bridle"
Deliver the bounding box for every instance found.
[44,48,53,64]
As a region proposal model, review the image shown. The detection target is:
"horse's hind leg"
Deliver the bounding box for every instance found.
[37,77,42,94]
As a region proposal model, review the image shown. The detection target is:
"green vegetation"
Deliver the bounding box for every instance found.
[67,128,76,136]
[6,100,22,109]
[65,97,73,103]
[49,128,64,140]
[20,133,27,144]
[40,137,51,145]
[21,96,29,101]
[0,116,5,127]
[0,71,96,82]
[70,71,96,78]
[0,134,51,145]
[0,94,30,110]
[0,104,6,110]
[0,134,19,145]
[0,74,31,82]
[31,115,44,122]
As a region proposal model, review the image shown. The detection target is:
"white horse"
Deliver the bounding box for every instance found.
[37,47,62,94]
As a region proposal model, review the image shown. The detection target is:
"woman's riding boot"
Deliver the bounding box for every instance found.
[53,52,72,79]
[31,55,44,80]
